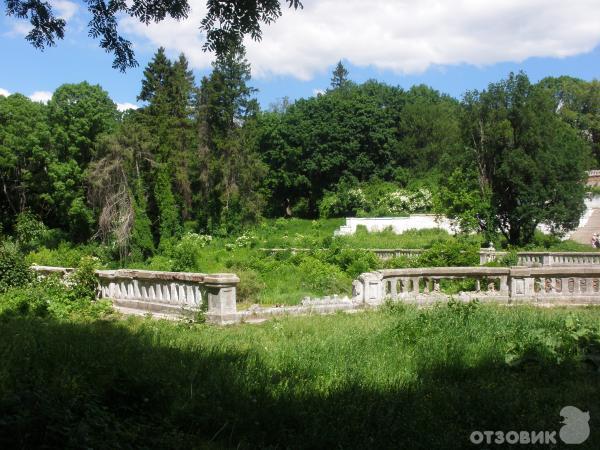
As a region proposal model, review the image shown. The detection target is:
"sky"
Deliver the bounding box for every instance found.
[1,0,599,110]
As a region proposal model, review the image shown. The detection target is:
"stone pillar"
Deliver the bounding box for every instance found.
[360,272,384,306]
[205,274,240,324]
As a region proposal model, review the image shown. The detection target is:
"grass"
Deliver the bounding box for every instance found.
[337,227,457,249]
[0,303,599,448]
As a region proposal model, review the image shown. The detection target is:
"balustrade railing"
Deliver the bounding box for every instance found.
[31,266,239,323]
[353,267,600,305]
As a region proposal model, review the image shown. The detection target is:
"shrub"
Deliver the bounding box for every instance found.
[297,255,350,294]
[319,187,367,218]
[0,240,32,294]
[237,270,265,303]
[15,211,48,252]
[67,256,102,301]
[375,188,433,216]
[320,248,380,278]
[415,240,479,267]
[169,233,213,272]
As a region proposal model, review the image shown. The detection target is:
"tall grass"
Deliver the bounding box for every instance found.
[0,304,598,448]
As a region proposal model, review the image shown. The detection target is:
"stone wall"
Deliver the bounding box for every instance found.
[333,215,456,236]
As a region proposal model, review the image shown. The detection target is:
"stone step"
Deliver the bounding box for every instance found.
[571,209,600,244]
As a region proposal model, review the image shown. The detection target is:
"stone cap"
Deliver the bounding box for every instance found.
[96,269,208,282]
[380,267,510,277]
[522,266,600,276]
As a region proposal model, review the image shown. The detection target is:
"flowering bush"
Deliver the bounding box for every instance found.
[319,188,368,218]
[235,233,257,248]
[376,188,433,215]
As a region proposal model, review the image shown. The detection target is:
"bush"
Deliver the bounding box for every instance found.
[415,240,479,267]
[374,188,433,216]
[297,255,351,294]
[320,248,380,278]
[319,187,367,218]
[67,256,102,301]
[237,270,265,303]
[0,276,112,321]
[15,211,48,252]
[25,242,109,268]
[0,240,32,294]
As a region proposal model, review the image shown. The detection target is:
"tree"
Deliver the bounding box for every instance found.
[330,61,350,89]
[196,42,265,231]
[136,49,197,227]
[454,72,590,245]
[0,94,51,230]
[88,121,156,260]
[255,80,440,216]
[46,82,118,240]
[538,76,600,164]
[6,0,303,71]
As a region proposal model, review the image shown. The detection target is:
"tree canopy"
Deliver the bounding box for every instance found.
[0,59,596,251]
[5,0,303,71]
[441,72,591,245]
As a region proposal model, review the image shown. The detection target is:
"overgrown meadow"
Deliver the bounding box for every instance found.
[1,297,599,449]
[22,219,594,306]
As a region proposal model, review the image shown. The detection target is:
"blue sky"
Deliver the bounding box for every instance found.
[1,0,599,109]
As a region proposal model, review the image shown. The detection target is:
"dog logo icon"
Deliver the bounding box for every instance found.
[560,406,590,445]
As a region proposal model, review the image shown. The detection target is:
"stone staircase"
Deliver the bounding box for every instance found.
[570,208,600,245]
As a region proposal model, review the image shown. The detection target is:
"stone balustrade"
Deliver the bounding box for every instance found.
[31,264,600,325]
[261,248,600,266]
[30,265,239,323]
[352,266,600,306]
[479,250,600,267]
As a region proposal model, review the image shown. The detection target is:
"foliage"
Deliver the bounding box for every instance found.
[415,240,480,267]
[67,256,102,302]
[505,314,600,368]
[0,275,112,321]
[256,82,460,217]
[319,181,434,218]
[170,233,212,272]
[319,186,368,218]
[14,211,48,252]
[451,72,591,245]
[0,240,32,293]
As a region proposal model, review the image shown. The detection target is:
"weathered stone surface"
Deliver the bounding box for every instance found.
[31,265,240,323]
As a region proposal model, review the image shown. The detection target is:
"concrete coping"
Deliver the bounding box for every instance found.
[380,266,600,278]
[380,267,510,277]
[32,266,239,285]
[96,269,208,282]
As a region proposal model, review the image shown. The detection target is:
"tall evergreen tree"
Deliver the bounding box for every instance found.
[196,42,264,231]
[330,61,350,89]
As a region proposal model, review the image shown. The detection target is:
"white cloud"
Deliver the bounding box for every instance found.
[0,88,10,97]
[312,88,325,96]
[53,0,79,21]
[121,0,600,80]
[29,91,53,103]
[116,102,139,112]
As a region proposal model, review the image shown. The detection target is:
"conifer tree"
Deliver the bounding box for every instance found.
[330,60,350,89]
[196,42,264,232]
